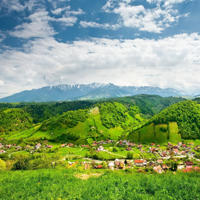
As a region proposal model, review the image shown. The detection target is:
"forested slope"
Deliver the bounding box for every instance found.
[0,108,33,134]
[128,100,200,143]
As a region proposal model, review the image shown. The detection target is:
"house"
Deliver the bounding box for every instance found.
[6,144,12,149]
[168,142,173,147]
[185,161,193,167]
[161,152,167,157]
[134,160,144,167]
[114,159,125,169]
[177,165,185,170]
[178,142,182,146]
[186,166,193,172]
[16,146,21,150]
[150,148,157,154]
[153,165,163,173]
[35,143,41,149]
[138,144,142,149]
[0,150,5,154]
[84,164,90,170]
[95,165,102,169]
[151,143,155,146]
[46,145,53,148]
[173,149,179,155]
[148,161,155,167]
[60,144,66,147]
[171,146,179,150]
[126,147,132,151]
[143,160,147,166]
[97,146,104,151]
[161,164,169,170]
[157,159,163,164]
[108,162,114,170]
[67,143,73,147]
[180,151,186,155]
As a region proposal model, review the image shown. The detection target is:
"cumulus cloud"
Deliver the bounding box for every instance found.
[9,10,56,39]
[9,7,82,39]
[51,6,70,15]
[0,0,43,13]
[0,33,200,98]
[102,0,189,33]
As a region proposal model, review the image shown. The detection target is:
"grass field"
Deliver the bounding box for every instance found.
[140,124,155,143]
[169,122,182,144]
[155,124,168,144]
[1,169,200,200]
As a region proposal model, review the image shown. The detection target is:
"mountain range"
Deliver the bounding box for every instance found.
[0,83,186,103]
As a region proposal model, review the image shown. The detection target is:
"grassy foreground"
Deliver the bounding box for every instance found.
[1,169,200,200]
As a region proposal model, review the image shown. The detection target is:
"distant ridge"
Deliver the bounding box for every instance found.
[0,83,186,103]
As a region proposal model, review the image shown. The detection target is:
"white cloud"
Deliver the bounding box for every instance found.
[147,0,188,7]
[0,0,25,12]
[102,0,189,33]
[0,33,200,98]
[64,8,85,16]
[51,6,70,15]
[80,21,120,30]
[0,0,43,13]
[9,10,56,39]
[9,8,80,39]
[0,31,6,42]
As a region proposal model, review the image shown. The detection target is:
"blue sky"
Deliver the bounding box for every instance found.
[0,0,200,98]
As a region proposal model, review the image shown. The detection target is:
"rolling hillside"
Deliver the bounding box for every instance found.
[0,108,33,134]
[128,100,200,144]
[1,97,199,145]
[0,102,145,144]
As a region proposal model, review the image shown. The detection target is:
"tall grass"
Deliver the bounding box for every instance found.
[1,169,200,200]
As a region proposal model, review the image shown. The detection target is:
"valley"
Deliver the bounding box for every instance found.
[1,94,200,199]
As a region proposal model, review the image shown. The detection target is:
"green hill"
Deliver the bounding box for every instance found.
[104,95,185,118]
[0,108,33,134]
[0,96,191,145]
[128,100,200,143]
[1,102,145,144]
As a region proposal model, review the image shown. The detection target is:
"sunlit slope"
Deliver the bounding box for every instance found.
[2,102,145,144]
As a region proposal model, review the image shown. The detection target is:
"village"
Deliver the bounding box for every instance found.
[1,138,200,173]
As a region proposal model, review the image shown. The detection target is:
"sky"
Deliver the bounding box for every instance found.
[0,0,200,98]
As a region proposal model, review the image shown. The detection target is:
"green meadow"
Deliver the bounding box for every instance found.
[1,169,200,200]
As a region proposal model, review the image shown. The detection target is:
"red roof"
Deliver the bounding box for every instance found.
[96,165,102,169]
[185,161,193,166]
[134,160,144,163]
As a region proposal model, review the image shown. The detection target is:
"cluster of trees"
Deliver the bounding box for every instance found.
[108,95,184,117]
[0,154,61,171]
[0,108,33,134]
[52,132,80,143]
[0,101,95,123]
[98,102,128,129]
[40,109,88,131]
